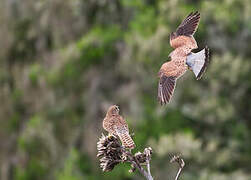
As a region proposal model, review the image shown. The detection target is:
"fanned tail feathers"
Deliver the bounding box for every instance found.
[197,46,210,79]
[186,46,210,80]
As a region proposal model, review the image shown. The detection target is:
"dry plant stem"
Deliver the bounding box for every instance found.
[145,158,153,180]
[174,166,183,180]
[124,150,154,180]
[171,155,185,180]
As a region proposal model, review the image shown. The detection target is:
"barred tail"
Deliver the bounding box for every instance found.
[118,132,135,149]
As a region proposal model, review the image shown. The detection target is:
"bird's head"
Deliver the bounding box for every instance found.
[107,105,120,116]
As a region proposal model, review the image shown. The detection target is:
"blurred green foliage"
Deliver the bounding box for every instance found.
[0,0,251,180]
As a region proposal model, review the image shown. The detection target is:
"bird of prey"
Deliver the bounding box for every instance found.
[103,105,135,149]
[158,11,210,105]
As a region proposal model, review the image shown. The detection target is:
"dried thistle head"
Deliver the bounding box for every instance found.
[128,147,153,173]
[134,147,153,164]
[97,134,123,172]
[170,154,185,168]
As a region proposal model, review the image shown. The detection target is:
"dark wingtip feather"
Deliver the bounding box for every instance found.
[158,76,176,105]
[176,11,201,36]
[196,46,210,80]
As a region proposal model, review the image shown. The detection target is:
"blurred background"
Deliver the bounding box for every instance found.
[0,0,251,179]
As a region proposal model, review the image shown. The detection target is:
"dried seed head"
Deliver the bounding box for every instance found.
[97,134,123,172]
[134,147,153,164]
[170,154,185,168]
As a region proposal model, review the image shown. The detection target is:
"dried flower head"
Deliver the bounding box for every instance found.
[129,147,153,173]
[170,154,185,168]
[97,134,123,172]
[135,147,153,164]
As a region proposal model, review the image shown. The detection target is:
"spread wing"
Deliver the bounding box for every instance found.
[170,11,200,49]
[158,76,177,105]
[176,11,200,36]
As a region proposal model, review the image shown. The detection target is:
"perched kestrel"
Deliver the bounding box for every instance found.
[103,105,135,149]
[158,11,210,105]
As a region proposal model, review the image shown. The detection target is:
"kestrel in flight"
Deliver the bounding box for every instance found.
[103,105,135,149]
[158,11,210,105]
